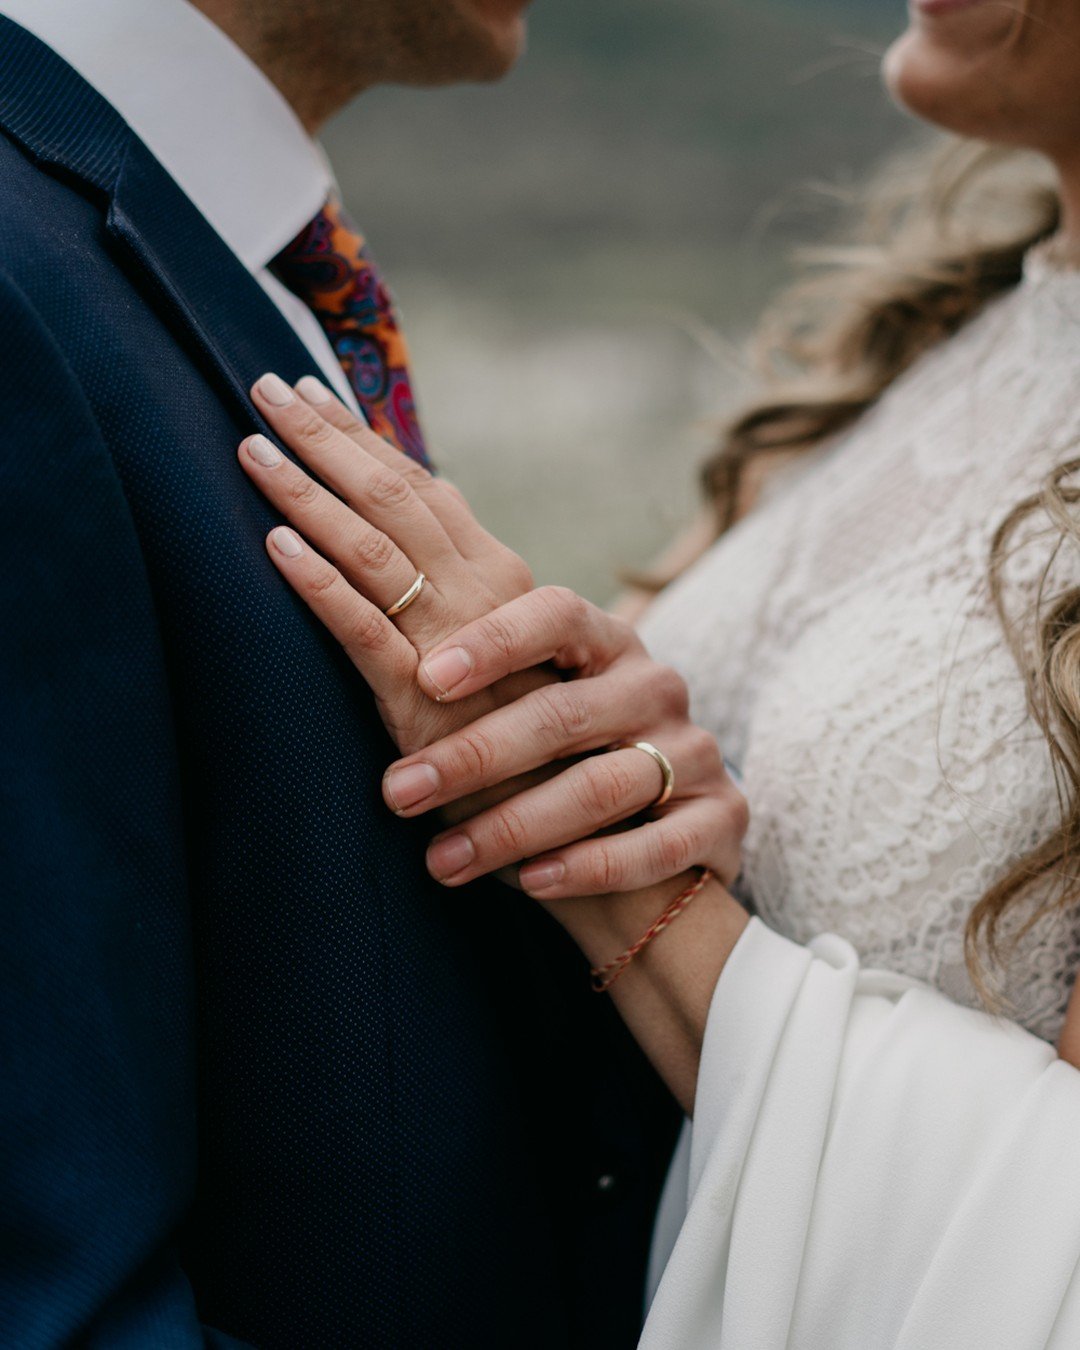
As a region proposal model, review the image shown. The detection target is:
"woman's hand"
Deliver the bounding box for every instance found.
[237,372,540,760]
[382,587,749,900]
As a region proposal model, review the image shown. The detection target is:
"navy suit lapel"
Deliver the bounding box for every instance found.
[106,141,325,425]
[0,14,325,433]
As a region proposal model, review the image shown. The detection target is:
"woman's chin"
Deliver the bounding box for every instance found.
[883,28,999,138]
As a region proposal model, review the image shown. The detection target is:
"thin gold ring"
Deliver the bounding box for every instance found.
[624,740,676,808]
[385,571,426,618]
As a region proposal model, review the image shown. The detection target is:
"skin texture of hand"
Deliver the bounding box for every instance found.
[382,587,749,902]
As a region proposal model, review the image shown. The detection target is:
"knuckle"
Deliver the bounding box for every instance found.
[478,613,521,666]
[348,603,390,651]
[578,759,637,819]
[653,824,697,877]
[497,548,534,595]
[301,413,340,452]
[332,407,365,435]
[486,803,532,858]
[285,470,322,509]
[587,842,624,894]
[304,561,343,599]
[451,728,500,782]
[694,726,722,760]
[690,727,723,775]
[349,528,397,574]
[542,585,586,629]
[364,467,412,511]
[535,685,594,744]
[726,788,751,841]
[651,664,691,719]
[399,460,434,491]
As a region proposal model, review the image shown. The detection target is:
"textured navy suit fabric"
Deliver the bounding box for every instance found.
[0,20,679,1350]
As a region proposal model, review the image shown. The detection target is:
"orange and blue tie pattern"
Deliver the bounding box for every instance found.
[271,197,430,467]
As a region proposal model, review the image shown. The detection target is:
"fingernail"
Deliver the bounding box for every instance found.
[421,647,473,700]
[269,526,303,558]
[296,375,333,405]
[427,833,475,880]
[257,372,294,406]
[246,434,282,467]
[519,859,566,893]
[384,762,440,813]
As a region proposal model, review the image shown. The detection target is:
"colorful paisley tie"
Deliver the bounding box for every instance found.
[270,197,430,467]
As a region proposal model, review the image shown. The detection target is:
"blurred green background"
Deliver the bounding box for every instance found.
[324,0,911,602]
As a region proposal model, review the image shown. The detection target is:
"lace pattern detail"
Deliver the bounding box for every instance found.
[639,261,1080,1042]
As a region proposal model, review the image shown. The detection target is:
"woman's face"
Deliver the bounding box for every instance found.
[885,2,1080,158]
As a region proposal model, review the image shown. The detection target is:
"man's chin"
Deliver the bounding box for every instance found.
[391,5,529,90]
[421,15,526,88]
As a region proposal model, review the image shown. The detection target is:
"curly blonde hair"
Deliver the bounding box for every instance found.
[702,136,1080,1003]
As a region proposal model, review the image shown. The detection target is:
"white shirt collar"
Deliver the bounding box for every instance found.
[0,0,331,271]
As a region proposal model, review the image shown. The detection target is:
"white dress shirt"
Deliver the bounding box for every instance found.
[0,0,360,411]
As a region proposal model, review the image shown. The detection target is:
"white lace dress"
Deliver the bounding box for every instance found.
[639,248,1080,1044]
[637,253,1080,1349]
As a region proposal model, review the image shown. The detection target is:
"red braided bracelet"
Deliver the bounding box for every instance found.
[590,867,714,994]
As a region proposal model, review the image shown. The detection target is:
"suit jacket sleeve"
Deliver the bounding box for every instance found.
[0,271,253,1347]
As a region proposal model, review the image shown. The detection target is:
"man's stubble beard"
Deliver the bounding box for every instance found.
[193,0,523,130]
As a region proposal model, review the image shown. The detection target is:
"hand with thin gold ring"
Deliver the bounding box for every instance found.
[238,369,541,762]
[239,373,748,900]
[383,588,748,899]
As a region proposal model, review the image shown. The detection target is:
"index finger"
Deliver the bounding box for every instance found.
[293,375,502,561]
[252,373,459,580]
[262,525,419,707]
[417,586,638,703]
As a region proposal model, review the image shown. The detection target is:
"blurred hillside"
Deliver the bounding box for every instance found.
[324,0,914,601]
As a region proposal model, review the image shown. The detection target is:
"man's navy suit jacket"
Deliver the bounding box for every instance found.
[0,21,678,1349]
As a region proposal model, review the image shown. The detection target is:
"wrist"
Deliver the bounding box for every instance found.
[532,869,748,1117]
[543,870,701,968]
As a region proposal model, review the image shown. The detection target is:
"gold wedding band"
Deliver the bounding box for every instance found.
[385,571,426,618]
[625,740,676,809]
